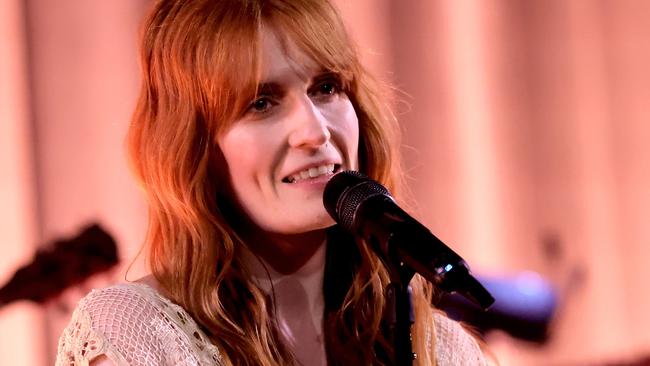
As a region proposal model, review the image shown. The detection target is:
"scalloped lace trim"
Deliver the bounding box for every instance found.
[55,283,223,366]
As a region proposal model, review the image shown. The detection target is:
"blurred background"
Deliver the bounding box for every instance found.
[1,0,649,365]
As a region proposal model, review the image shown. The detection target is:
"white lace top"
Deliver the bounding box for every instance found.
[56,283,488,365]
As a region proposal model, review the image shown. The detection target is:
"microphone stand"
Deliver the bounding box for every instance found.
[384,256,416,366]
[379,219,494,365]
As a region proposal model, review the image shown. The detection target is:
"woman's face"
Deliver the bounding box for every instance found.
[218,30,359,235]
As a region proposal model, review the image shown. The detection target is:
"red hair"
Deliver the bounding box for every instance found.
[128,0,436,364]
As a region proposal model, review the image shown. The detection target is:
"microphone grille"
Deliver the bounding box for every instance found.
[323,171,391,232]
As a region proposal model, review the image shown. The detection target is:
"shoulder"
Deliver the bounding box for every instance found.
[76,282,166,324]
[56,283,166,366]
[432,311,490,366]
[56,282,222,366]
[59,281,223,365]
[74,282,176,349]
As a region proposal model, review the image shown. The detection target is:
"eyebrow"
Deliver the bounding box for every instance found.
[256,82,284,96]
[312,71,341,84]
[254,71,342,96]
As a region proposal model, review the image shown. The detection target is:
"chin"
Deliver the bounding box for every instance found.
[248,202,336,234]
[263,215,336,235]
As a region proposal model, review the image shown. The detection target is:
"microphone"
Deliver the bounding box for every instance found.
[323,170,494,309]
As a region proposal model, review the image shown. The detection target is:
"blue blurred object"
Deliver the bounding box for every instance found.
[482,271,557,322]
[437,271,558,343]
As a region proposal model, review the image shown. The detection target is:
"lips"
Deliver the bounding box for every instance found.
[282,163,341,183]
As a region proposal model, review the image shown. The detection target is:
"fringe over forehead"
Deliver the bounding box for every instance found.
[143,0,360,134]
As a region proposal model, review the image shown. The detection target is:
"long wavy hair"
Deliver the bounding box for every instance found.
[128,0,436,364]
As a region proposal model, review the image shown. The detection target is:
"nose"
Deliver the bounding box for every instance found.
[287,97,331,149]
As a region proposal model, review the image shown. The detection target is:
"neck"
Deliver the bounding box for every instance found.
[243,228,328,274]
[242,229,329,366]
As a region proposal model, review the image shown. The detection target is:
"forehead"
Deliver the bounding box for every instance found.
[259,27,320,83]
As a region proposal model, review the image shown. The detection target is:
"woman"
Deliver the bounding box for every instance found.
[56,0,489,365]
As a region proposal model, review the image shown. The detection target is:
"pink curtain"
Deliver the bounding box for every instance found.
[0,0,44,364]
[377,1,650,364]
[0,1,150,365]
[0,1,648,364]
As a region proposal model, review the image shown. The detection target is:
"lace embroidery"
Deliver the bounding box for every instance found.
[56,283,486,365]
[432,312,489,366]
[57,306,114,366]
[55,283,223,366]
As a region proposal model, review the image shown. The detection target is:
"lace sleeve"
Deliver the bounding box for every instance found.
[55,284,222,366]
[432,312,490,366]
[55,286,144,366]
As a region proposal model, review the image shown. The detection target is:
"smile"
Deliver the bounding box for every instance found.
[283,164,340,183]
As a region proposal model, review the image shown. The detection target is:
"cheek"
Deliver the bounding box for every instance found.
[217,134,263,220]
[346,107,360,147]
[218,128,264,193]
[219,133,251,178]
[331,99,360,167]
[217,124,282,209]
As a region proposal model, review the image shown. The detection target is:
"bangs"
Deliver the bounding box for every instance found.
[187,0,360,133]
[198,7,263,134]
[262,0,359,87]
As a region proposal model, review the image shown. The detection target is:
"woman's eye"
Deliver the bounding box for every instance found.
[248,97,273,113]
[319,82,337,95]
[312,78,343,99]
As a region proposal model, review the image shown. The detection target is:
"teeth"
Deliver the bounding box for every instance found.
[287,164,336,183]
